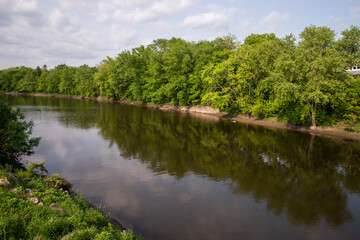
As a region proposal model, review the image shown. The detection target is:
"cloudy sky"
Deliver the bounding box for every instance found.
[0,0,359,69]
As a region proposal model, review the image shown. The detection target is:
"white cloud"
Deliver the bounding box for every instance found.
[55,0,97,11]
[113,0,193,23]
[152,21,177,32]
[240,20,250,29]
[183,7,237,30]
[0,0,42,27]
[350,6,360,20]
[48,8,80,33]
[260,11,290,26]
[0,0,355,69]
[55,0,194,24]
[184,12,227,29]
[0,0,39,14]
[0,0,142,68]
[258,10,290,32]
[328,15,342,22]
[12,0,38,12]
[49,9,65,28]
[0,14,136,68]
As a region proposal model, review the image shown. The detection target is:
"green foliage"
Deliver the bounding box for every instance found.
[1,24,359,128]
[243,32,277,45]
[39,217,73,239]
[0,170,140,240]
[0,101,40,164]
[28,161,47,174]
[0,66,36,92]
[296,25,349,127]
[337,25,360,67]
[15,169,33,182]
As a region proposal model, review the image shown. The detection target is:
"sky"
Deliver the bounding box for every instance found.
[0,0,359,69]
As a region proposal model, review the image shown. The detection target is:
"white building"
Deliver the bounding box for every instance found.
[346,65,360,75]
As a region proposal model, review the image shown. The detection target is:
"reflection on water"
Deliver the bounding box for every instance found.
[1,94,360,240]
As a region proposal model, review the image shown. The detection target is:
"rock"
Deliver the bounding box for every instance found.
[61,231,82,240]
[0,178,10,187]
[23,188,36,196]
[29,197,39,204]
[50,203,64,214]
[50,203,58,208]
[44,176,73,191]
[34,235,45,240]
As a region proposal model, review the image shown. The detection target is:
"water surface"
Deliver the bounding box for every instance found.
[1,94,360,240]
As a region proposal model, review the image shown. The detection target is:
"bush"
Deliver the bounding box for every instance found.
[39,217,73,239]
[0,100,40,165]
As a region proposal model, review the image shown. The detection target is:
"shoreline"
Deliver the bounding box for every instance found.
[2,91,360,141]
[0,164,137,239]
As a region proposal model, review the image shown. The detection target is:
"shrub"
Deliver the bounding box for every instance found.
[0,100,40,165]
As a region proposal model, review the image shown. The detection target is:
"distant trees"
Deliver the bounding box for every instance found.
[0,25,359,129]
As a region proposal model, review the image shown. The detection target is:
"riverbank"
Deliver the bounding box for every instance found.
[0,164,140,239]
[2,91,360,140]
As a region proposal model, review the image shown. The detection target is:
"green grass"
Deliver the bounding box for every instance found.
[0,167,140,240]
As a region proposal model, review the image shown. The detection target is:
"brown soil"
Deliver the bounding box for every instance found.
[2,92,360,141]
[226,115,360,140]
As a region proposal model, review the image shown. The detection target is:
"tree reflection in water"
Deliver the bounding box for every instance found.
[3,94,360,229]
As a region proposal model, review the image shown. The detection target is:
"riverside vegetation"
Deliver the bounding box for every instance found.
[0,101,140,240]
[1,25,360,130]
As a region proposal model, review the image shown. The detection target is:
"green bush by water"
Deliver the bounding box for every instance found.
[0,168,140,240]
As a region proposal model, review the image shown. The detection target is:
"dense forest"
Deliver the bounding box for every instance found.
[1,25,359,129]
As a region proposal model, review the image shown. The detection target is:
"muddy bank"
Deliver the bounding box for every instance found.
[2,91,360,140]
[227,115,360,140]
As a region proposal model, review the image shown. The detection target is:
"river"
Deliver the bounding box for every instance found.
[1,94,360,240]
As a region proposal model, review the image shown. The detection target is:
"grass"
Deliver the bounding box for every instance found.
[0,165,140,240]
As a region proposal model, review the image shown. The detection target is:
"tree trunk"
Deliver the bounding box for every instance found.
[308,133,315,157]
[248,81,252,103]
[307,134,315,168]
[247,82,251,118]
[310,102,316,130]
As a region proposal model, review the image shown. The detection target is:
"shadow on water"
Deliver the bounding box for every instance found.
[2,94,360,238]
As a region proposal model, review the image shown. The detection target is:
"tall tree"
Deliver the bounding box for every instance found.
[74,65,98,97]
[296,25,348,128]
[0,101,40,164]
[337,25,360,68]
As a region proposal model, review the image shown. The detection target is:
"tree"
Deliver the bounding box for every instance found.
[243,33,276,45]
[94,57,117,99]
[35,66,42,77]
[74,65,98,97]
[336,25,360,67]
[261,34,301,123]
[0,101,40,164]
[17,69,37,92]
[296,25,348,128]
[58,65,76,95]
[201,51,239,110]
[36,71,49,93]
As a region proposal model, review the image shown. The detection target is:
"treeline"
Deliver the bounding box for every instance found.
[1,25,359,128]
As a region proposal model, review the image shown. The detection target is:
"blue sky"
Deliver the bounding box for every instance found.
[0,0,359,69]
